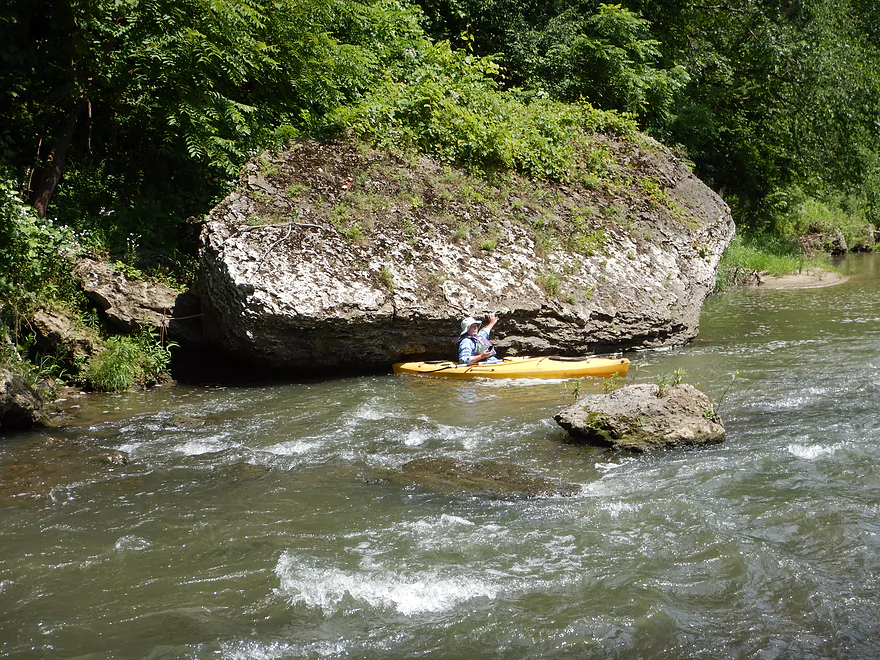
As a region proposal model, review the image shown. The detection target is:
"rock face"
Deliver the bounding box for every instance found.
[73,258,203,345]
[31,307,104,362]
[554,383,725,452]
[0,367,45,432]
[199,139,734,374]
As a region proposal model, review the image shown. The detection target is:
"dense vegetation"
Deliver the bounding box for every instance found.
[2,0,878,389]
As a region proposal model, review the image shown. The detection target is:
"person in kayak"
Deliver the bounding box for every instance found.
[458,314,502,365]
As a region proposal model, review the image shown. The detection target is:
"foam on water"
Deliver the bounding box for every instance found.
[594,500,639,517]
[275,552,501,616]
[223,641,293,660]
[594,457,637,473]
[116,441,143,456]
[114,535,150,552]
[835,316,880,324]
[477,377,569,387]
[223,639,356,660]
[176,435,236,456]
[758,387,831,410]
[351,398,389,421]
[401,427,433,446]
[786,443,839,459]
[264,438,322,456]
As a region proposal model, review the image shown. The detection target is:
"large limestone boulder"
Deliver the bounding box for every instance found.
[199,139,734,373]
[554,383,725,452]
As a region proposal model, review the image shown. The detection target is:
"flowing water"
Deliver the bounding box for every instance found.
[2,255,880,659]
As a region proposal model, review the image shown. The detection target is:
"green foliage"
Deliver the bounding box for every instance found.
[378,265,395,289]
[541,3,689,127]
[602,372,624,394]
[417,0,880,235]
[566,224,609,257]
[654,366,685,397]
[83,329,175,392]
[333,41,636,180]
[656,0,880,229]
[537,271,562,297]
[569,377,582,402]
[714,233,835,289]
[766,187,873,249]
[0,179,82,335]
[705,371,742,421]
[414,1,687,131]
[0,0,430,276]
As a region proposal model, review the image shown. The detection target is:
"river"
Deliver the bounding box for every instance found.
[1,254,879,659]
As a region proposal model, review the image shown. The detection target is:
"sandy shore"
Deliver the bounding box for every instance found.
[755,270,848,289]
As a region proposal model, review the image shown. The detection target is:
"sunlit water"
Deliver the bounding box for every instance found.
[2,255,879,659]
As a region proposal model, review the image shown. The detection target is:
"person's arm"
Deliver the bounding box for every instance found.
[459,338,475,364]
[483,313,498,334]
[468,348,493,364]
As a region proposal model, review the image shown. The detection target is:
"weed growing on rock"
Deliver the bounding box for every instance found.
[258,158,279,178]
[567,228,609,257]
[378,265,395,289]
[569,378,582,402]
[602,373,624,393]
[706,371,742,419]
[654,366,686,396]
[250,190,270,205]
[285,183,310,198]
[537,271,562,296]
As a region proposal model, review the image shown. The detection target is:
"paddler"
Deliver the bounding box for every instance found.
[457,314,502,365]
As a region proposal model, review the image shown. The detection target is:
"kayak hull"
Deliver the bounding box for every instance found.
[392,356,630,380]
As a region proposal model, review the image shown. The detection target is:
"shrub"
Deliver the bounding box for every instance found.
[331,41,636,181]
[765,186,871,248]
[0,179,83,338]
[83,329,175,392]
[654,366,685,396]
[714,233,831,289]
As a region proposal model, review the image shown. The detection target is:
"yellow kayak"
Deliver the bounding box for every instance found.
[392,355,630,380]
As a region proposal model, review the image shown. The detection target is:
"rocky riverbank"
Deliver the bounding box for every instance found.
[5,135,737,430]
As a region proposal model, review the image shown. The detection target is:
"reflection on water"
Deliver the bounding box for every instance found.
[1,255,880,659]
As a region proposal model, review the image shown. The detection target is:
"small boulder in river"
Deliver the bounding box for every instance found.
[0,366,46,432]
[555,383,725,452]
[397,456,581,499]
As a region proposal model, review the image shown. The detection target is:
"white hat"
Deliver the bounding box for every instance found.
[459,316,480,335]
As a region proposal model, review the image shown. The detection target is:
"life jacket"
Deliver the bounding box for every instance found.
[458,333,494,356]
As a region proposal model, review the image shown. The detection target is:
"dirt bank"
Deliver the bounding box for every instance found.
[756,270,848,289]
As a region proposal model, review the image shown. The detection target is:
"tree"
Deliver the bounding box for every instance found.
[413,0,688,130]
[0,0,426,236]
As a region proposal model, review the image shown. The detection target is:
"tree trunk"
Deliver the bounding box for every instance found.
[30,98,85,217]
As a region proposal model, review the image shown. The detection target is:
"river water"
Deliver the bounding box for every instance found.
[2,255,879,659]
